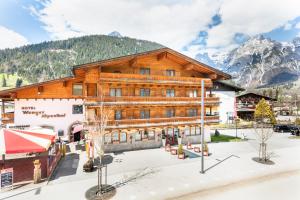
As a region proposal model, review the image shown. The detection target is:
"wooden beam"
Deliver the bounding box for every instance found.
[37,86,44,93]
[129,57,138,67]
[157,52,167,61]
[62,81,67,87]
[183,63,194,71]
[208,73,217,80]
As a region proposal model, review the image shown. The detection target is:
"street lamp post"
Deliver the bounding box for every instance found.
[200,79,205,174]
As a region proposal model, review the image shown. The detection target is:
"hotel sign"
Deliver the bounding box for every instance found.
[21,106,66,119]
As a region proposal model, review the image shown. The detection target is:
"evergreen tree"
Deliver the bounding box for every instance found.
[15,78,23,88]
[2,75,7,87]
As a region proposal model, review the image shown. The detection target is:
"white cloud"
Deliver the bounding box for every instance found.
[283,23,292,30]
[32,0,221,50]
[206,0,300,49]
[295,22,300,29]
[0,26,28,49]
[31,0,300,57]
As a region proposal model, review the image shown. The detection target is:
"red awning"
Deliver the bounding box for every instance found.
[0,129,54,155]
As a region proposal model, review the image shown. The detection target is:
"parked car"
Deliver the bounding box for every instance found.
[273,124,292,133]
[290,126,300,136]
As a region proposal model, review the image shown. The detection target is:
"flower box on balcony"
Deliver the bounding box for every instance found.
[113,141,120,144]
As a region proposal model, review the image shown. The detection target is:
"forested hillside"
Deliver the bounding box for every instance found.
[0,34,163,88]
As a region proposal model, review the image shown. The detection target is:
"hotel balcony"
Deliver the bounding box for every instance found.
[85,96,220,106]
[99,72,212,87]
[87,115,219,129]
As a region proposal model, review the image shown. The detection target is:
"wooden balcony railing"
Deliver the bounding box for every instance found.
[85,96,220,105]
[99,73,212,87]
[104,115,219,126]
[1,113,14,125]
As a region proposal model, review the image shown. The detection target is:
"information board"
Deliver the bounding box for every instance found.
[0,168,13,189]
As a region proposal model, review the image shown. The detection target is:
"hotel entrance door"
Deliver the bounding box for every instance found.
[166,128,179,145]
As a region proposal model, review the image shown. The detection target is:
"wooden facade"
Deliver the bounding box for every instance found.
[0,48,230,147]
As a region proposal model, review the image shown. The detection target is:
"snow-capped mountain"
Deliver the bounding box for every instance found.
[196,36,300,89]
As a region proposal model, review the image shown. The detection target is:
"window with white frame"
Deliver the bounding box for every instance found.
[140,68,150,75]
[120,132,127,143]
[140,109,150,119]
[115,110,122,120]
[189,89,198,97]
[184,127,190,136]
[112,131,119,142]
[166,108,175,118]
[166,69,175,76]
[166,89,175,97]
[140,88,150,96]
[187,108,198,117]
[104,134,112,144]
[110,88,122,97]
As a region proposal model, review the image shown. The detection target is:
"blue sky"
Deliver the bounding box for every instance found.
[0,0,300,57]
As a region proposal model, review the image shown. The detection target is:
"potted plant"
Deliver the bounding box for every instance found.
[143,130,149,141]
[162,130,166,147]
[178,144,185,159]
[203,142,209,156]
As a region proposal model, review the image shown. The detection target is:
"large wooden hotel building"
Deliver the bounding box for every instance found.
[0,48,231,152]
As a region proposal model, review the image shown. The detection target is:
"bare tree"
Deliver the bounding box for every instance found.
[85,87,113,194]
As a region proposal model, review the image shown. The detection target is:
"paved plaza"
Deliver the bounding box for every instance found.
[1,128,300,200]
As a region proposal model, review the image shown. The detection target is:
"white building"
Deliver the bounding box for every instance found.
[208,80,244,124]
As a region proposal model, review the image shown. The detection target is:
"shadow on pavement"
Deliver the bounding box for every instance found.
[94,155,114,166]
[49,153,80,181]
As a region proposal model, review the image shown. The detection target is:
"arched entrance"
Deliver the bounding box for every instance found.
[68,121,84,142]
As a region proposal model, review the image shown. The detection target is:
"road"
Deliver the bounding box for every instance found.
[174,169,300,200]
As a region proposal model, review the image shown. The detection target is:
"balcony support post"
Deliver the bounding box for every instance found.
[200,79,205,174]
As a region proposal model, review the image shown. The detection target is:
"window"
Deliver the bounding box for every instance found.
[140,88,150,96]
[191,127,196,135]
[135,131,142,141]
[72,83,83,96]
[104,134,112,144]
[166,108,175,118]
[115,110,122,120]
[188,108,197,117]
[140,109,150,119]
[120,132,127,143]
[140,68,150,75]
[112,131,119,142]
[166,69,175,76]
[184,127,190,136]
[72,105,83,114]
[166,89,175,97]
[148,130,155,140]
[110,88,122,97]
[196,127,201,135]
[189,89,198,97]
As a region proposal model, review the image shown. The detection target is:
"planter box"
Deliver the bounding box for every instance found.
[165,145,171,152]
[142,138,149,141]
[178,153,185,159]
[203,151,209,156]
[194,147,201,153]
[171,149,177,155]
[113,141,120,144]
[187,144,193,150]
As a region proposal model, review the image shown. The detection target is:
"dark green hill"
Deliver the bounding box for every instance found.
[0,34,164,87]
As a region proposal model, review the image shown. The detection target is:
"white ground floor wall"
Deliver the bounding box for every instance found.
[14,99,85,140]
[211,91,236,124]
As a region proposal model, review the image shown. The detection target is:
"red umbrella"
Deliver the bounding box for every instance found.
[0,129,54,154]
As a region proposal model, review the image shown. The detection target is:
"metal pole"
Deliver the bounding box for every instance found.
[200,79,205,174]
